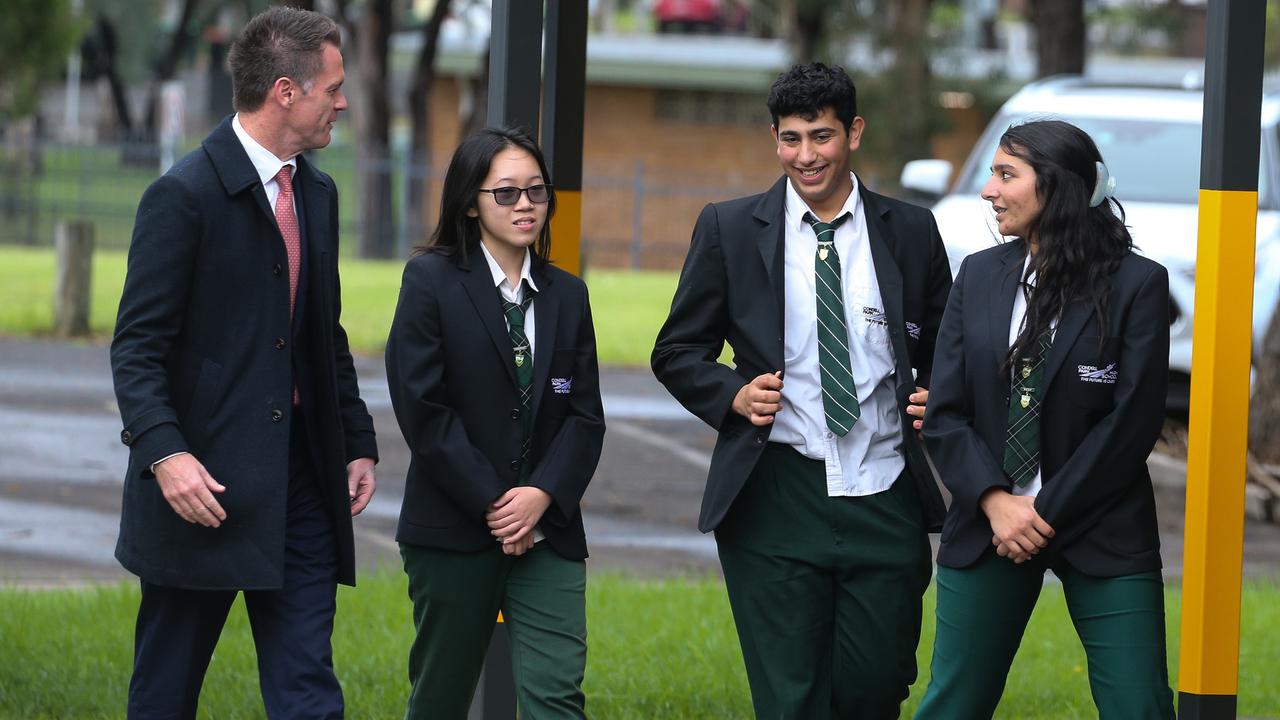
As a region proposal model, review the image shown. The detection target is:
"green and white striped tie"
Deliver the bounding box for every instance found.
[806,211,859,436]
[499,283,536,480]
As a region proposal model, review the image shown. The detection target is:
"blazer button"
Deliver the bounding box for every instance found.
[510,408,521,420]
[509,459,521,472]
[271,409,284,422]
[275,337,287,350]
[754,434,765,445]
[273,263,283,276]
[120,430,133,445]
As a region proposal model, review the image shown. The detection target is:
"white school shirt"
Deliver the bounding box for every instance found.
[480,243,544,543]
[480,243,538,359]
[769,174,906,496]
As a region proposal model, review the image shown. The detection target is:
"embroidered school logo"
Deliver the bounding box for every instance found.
[905,322,921,340]
[861,306,889,327]
[1077,363,1117,384]
[551,377,573,394]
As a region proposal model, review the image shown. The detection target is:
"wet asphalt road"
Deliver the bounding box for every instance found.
[4,336,1280,586]
[0,337,721,585]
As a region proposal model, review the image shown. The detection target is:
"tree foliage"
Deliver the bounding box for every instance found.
[1029,0,1085,78]
[0,0,83,122]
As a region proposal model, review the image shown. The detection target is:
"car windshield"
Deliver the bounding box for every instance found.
[962,115,1269,206]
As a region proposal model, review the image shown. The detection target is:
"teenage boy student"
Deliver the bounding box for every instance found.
[652,62,952,719]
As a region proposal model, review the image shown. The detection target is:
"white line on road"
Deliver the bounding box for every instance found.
[608,419,711,472]
[0,496,119,567]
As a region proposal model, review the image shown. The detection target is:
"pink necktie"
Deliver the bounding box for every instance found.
[275,165,302,406]
[274,165,301,317]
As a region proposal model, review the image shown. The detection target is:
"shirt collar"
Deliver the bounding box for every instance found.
[232,113,297,188]
[479,242,538,294]
[1021,249,1038,288]
[785,172,861,233]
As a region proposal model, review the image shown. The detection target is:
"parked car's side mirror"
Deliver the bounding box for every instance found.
[900,159,953,200]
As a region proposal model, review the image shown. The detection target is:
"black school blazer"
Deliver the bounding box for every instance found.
[925,239,1170,577]
[385,245,605,560]
[652,176,953,533]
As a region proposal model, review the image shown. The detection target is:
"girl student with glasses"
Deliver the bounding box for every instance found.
[384,126,605,720]
[914,120,1175,719]
[480,182,553,205]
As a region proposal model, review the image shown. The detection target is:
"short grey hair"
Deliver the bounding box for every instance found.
[227,7,341,112]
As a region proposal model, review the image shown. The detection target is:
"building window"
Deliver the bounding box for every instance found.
[655,89,769,126]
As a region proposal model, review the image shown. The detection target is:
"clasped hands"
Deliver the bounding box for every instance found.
[980,488,1055,564]
[486,486,552,557]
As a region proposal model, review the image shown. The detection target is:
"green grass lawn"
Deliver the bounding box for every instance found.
[0,246,677,366]
[1,575,1278,718]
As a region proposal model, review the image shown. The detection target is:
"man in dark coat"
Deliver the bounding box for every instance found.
[110,7,377,718]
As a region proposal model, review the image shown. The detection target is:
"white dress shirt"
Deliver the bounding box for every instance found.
[480,242,544,543]
[232,114,296,214]
[769,174,906,496]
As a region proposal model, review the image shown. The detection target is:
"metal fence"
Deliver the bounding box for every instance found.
[0,138,775,271]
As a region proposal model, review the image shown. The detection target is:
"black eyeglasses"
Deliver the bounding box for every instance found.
[478,184,553,206]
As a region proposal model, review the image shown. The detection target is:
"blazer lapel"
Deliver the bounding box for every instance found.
[989,240,1026,370]
[297,156,329,255]
[753,178,788,321]
[294,156,331,333]
[747,175,788,368]
[529,263,558,420]
[1043,299,1092,388]
[459,246,519,387]
[203,115,275,222]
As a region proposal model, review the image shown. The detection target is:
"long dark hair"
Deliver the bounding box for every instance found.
[418,126,555,264]
[1000,119,1133,376]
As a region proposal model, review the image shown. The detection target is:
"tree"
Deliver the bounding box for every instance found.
[1250,311,1280,467]
[142,0,201,136]
[768,0,857,64]
[1028,0,1085,77]
[80,14,135,139]
[329,0,397,259]
[882,0,935,175]
[355,0,395,259]
[406,0,453,246]
[0,0,81,123]
[459,37,490,141]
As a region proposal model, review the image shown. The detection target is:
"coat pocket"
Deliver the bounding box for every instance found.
[185,359,224,434]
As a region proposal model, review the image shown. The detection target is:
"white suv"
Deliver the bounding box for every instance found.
[901,76,1280,411]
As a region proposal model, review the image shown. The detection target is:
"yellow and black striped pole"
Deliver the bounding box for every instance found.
[542,0,588,276]
[475,3,588,718]
[1179,1,1265,718]
[486,0,587,278]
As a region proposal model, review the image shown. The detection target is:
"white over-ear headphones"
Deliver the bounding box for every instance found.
[1089,161,1117,208]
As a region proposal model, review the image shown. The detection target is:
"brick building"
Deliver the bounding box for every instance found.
[407,32,982,269]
